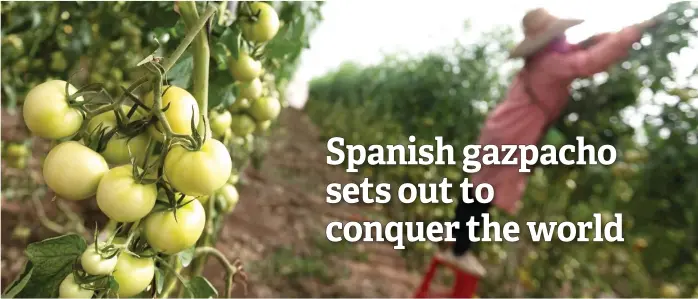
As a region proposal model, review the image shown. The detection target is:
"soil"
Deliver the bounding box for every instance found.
[1,107,429,298]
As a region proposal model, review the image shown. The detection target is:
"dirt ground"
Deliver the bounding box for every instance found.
[1,107,428,298]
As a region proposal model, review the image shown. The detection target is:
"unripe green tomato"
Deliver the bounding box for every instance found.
[249,96,281,122]
[8,156,27,169]
[80,244,118,275]
[110,69,123,81]
[228,98,251,113]
[6,143,29,157]
[230,114,256,137]
[256,120,272,133]
[143,197,206,254]
[112,253,155,297]
[59,274,94,299]
[96,165,158,222]
[14,57,29,73]
[210,109,233,137]
[228,52,262,81]
[218,184,239,213]
[143,85,200,142]
[228,172,240,185]
[86,106,147,165]
[238,78,263,100]
[241,2,280,43]
[43,141,110,200]
[164,138,232,197]
[49,52,67,72]
[23,80,84,140]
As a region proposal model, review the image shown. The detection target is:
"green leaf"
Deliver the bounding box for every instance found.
[218,26,240,60]
[16,234,87,298]
[178,247,196,267]
[185,276,218,299]
[108,276,120,294]
[168,51,194,89]
[208,69,236,109]
[154,268,165,294]
[3,261,34,298]
[212,43,229,71]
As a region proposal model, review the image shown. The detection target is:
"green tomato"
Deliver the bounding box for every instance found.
[228,98,251,113]
[96,165,157,222]
[23,80,84,140]
[164,138,232,196]
[256,120,272,133]
[80,243,118,275]
[59,273,94,299]
[127,133,156,167]
[249,96,281,122]
[228,52,262,81]
[210,109,233,137]
[143,198,206,254]
[86,106,147,165]
[8,156,27,169]
[241,2,280,43]
[228,172,240,185]
[43,141,110,200]
[144,85,200,142]
[238,78,263,100]
[50,51,68,72]
[230,114,256,137]
[6,143,29,157]
[112,253,155,297]
[218,184,239,213]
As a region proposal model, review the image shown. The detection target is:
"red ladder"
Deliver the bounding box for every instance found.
[414,256,480,298]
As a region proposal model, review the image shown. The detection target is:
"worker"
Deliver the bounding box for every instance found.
[436,7,662,276]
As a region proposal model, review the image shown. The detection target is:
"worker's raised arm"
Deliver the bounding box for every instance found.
[552,20,657,79]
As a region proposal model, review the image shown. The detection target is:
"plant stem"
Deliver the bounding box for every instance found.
[162,3,217,74]
[194,246,244,297]
[178,1,211,129]
[189,191,217,276]
[159,255,184,299]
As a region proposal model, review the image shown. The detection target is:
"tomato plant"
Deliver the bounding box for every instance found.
[3,1,324,298]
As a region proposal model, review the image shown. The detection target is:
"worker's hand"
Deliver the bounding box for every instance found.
[635,18,659,31]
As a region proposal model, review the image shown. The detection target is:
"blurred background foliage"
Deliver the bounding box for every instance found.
[306,1,698,297]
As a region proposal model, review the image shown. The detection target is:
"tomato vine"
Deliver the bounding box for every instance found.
[2,1,324,298]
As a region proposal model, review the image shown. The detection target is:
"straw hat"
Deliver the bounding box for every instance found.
[509,8,584,59]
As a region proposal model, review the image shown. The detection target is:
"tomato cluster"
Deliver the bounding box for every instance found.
[19,3,282,297]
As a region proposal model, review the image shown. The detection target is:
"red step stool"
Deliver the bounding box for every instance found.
[414,256,480,298]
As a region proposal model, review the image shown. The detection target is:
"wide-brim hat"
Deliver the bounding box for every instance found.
[509,8,584,59]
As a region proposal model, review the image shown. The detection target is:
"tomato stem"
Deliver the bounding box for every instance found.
[193,246,247,297]
[162,3,216,76]
[157,255,185,298]
[178,1,212,137]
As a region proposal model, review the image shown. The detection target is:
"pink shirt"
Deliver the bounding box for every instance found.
[471,25,643,215]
